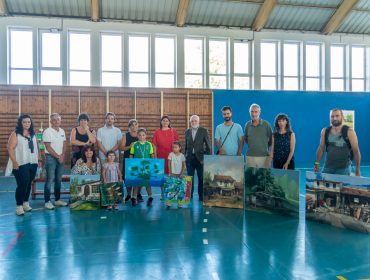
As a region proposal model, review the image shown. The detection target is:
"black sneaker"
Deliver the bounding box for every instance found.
[131,197,137,207]
[137,193,144,202]
[147,197,154,207]
[124,195,131,203]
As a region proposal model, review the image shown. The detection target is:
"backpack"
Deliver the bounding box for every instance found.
[324,125,353,160]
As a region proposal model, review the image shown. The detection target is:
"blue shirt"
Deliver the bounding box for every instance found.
[215,123,243,156]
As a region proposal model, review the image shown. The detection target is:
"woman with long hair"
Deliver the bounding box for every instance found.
[71,145,101,175]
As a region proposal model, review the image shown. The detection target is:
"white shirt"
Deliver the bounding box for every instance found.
[168,152,186,175]
[97,125,123,160]
[43,127,66,155]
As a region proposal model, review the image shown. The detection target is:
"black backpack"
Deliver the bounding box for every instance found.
[324,125,353,160]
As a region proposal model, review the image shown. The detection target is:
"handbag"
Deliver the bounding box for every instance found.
[5,158,13,176]
[216,123,234,155]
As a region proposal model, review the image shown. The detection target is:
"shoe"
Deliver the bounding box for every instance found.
[131,197,137,207]
[22,202,32,212]
[16,205,25,216]
[54,200,68,207]
[137,193,144,202]
[114,204,119,210]
[124,195,131,203]
[147,197,154,207]
[107,205,112,210]
[45,201,55,210]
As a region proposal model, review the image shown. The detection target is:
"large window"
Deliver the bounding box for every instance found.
[69,32,91,86]
[209,39,227,89]
[330,45,345,91]
[9,29,33,85]
[283,42,299,90]
[233,41,250,89]
[351,46,366,91]
[155,36,175,88]
[305,43,321,91]
[40,31,62,85]
[184,37,204,88]
[128,35,149,87]
[101,33,122,87]
[260,41,278,90]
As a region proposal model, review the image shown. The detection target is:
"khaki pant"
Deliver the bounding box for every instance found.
[246,156,271,168]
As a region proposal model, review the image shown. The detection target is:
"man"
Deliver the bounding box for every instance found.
[314,109,361,176]
[97,112,122,162]
[244,103,273,168]
[215,106,244,156]
[185,115,211,201]
[43,113,68,210]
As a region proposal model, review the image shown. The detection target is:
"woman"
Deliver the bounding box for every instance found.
[152,115,179,174]
[121,119,139,202]
[70,113,96,167]
[71,145,101,175]
[270,113,296,170]
[7,114,41,216]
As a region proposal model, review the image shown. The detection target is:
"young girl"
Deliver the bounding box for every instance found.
[103,150,123,210]
[129,128,155,207]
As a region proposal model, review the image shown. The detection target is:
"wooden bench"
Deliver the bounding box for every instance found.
[31,175,70,200]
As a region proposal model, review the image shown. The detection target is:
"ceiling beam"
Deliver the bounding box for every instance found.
[322,0,358,35]
[91,0,100,22]
[176,0,190,27]
[0,0,8,16]
[252,0,277,32]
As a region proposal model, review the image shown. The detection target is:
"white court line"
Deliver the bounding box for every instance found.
[205,211,210,215]
[203,218,208,223]
[211,272,220,280]
[202,228,207,233]
[203,239,208,245]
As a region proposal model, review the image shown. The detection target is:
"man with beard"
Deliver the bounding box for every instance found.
[244,103,273,168]
[314,109,361,176]
[97,112,122,162]
[215,106,244,156]
[185,115,211,201]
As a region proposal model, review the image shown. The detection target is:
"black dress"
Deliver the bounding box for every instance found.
[71,127,94,168]
[273,132,295,170]
[122,132,138,178]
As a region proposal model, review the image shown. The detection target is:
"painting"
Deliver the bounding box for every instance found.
[125,158,165,187]
[306,171,370,234]
[100,182,124,207]
[163,176,192,206]
[203,155,244,209]
[70,175,101,210]
[330,109,355,129]
[245,167,300,215]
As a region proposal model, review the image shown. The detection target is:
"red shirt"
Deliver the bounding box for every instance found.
[152,128,179,174]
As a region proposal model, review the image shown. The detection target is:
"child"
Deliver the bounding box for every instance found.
[130,128,155,207]
[166,141,186,208]
[103,150,123,210]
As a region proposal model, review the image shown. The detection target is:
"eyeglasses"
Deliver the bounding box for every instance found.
[25,136,35,153]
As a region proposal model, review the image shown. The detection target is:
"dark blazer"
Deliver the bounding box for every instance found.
[185,127,211,163]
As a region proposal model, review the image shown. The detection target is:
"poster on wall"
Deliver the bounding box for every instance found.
[330,109,355,129]
[100,182,124,207]
[245,167,300,215]
[70,175,101,210]
[203,155,244,209]
[163,176,192,206]
[306,171,370,234]
[125,158,165,187]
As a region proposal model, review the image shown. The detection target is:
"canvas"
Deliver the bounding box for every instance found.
[125,158,165,187]
[306,171,370,234]
[70,175,101,210]
[163,176,192,206]
[245,167,300,215]
[203,155,244,209]
[100,182,124,207]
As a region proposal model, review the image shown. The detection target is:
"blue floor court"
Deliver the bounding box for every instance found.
[0,168,370,280]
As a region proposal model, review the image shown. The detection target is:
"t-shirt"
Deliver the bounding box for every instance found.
[43,127,66,155]
[244,119,272,157]
[97,125,122,160]
[168,152,186,175]
[215,123,243,156]
[130,141,154,158]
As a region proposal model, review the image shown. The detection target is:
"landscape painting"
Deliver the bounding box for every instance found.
[100,182,124,207]
[306,171,370,234]
[163,176,192,206]
[203,155,244,209]
[125,159,165,187]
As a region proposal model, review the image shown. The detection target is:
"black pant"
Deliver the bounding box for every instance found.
[273,159,295,170]
[186,155,204,201]
[13,163,38,205]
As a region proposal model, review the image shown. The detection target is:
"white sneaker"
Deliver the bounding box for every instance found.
[45,201,55,210]
[23,202,32,212]
[16,205,25,216]
[54,200,68,207]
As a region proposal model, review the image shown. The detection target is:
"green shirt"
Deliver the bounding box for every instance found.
[244,119,272,157]
[130,141,154,158]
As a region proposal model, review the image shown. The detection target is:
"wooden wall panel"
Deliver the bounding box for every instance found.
[108,88,135,134]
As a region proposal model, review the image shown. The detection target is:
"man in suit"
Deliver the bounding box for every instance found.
[185,115,211,201]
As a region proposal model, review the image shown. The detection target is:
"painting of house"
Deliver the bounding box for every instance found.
[306,171,370,234]
[70,175,101,210]
[203,155,244,209]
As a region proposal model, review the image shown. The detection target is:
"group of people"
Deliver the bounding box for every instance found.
[7,103,361,216]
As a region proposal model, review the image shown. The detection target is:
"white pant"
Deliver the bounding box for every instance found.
[246,156,271,168]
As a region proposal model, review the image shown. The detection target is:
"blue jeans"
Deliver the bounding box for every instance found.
[322,166,351,176]
[44,154,64,202]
